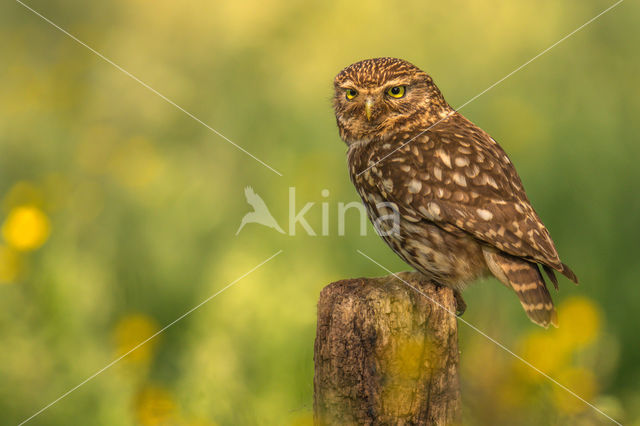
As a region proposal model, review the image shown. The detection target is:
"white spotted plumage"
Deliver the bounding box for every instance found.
[335,58,578,327]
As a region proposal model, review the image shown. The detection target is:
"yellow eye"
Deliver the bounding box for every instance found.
[346,88,358,100]
[387,86,406,98]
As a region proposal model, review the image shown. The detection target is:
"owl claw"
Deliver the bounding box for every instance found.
[454,290,467,316]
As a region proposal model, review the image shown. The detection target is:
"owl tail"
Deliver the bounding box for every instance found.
[483,250,557,328]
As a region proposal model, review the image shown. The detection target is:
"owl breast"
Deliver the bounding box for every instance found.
[349,140,489,290]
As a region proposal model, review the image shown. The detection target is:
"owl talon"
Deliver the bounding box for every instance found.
[454,291,467,316]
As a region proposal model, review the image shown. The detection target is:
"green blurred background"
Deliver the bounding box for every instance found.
[1,0,639,424]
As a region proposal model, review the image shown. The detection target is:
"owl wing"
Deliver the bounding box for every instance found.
[369,114,574,280]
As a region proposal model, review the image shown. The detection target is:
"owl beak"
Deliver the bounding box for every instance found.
[365,98,374,121]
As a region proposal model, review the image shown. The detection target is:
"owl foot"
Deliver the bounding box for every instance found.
[454,290,467,316]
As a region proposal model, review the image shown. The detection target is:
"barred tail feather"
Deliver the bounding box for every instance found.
[483,250,558,328]
[510,266,558,328]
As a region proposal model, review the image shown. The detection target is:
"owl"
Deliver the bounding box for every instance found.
[333,57,578,328]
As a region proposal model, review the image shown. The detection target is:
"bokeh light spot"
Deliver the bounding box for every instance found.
[135,385,178,426]
[553,368,597,414]
[2,205,51,251]
[114,314,161,364]
[557,297,601,348]
[516,332,567,382]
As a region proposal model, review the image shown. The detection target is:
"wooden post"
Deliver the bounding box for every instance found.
[313,272,461,425]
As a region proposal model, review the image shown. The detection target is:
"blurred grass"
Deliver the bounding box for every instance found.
[1,0,639,424]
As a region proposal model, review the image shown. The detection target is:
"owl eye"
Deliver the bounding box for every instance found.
[345,89,358,100]
[387,86,406,98]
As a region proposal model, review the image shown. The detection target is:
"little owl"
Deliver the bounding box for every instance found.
[333,57,577,328]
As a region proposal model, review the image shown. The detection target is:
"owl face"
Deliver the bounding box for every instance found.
[333,58,450,145]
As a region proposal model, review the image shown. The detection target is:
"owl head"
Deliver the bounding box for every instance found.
[333,58,451,145]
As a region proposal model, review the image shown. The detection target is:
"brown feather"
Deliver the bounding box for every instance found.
[560,262,579,284]
[543,265,559,291]
[335,58,577,328]
[489,251,558,328]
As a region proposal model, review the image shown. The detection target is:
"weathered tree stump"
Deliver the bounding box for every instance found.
[314,272,461,425]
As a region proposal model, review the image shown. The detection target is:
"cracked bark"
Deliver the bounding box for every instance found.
[314,272,461,425]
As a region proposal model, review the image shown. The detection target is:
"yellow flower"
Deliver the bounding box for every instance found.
[552,368,597,414]
[515,331,568,382]
[2,206,50,251]
[0,245,20,284]
[556,297,601,348]
[135,385,178,426]
[114,314,160,364]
